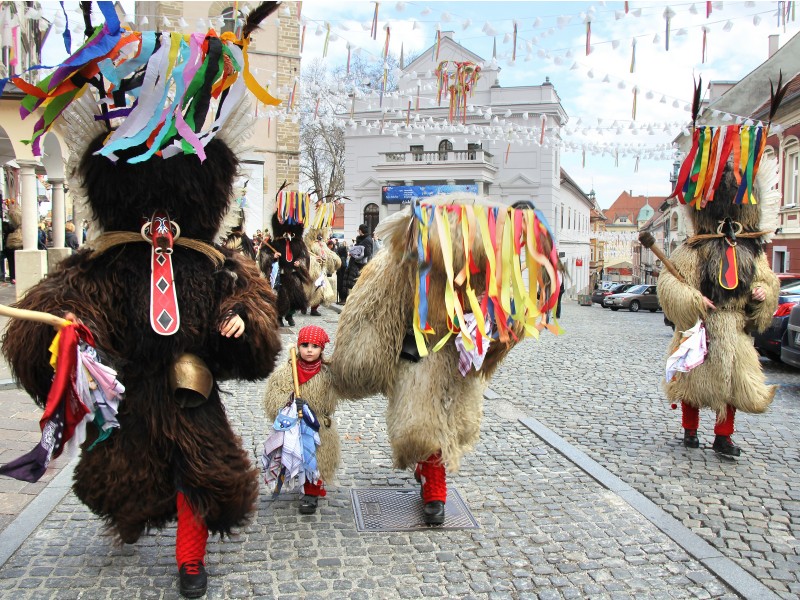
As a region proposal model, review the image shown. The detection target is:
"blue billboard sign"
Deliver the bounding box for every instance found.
[381,184,478,204]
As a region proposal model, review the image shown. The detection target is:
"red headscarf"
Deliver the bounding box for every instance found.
[297,325,330,349]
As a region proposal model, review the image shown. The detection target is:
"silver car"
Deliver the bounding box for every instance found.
[607,284,660,312]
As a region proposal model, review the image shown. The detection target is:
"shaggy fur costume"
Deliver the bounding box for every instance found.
[262,359,340,481]
[331,195,523,472]
[304,226,341,307]
[658,166,779,419]
[1,136,282,543]
[271,213,310,316]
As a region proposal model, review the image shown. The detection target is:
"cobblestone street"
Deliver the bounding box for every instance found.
[0,299,798,599]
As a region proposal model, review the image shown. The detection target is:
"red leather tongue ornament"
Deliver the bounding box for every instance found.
[144,210,181,335]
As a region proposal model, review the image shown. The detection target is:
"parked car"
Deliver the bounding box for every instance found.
[601,283,635,307]
[606,284,660,312]
[778,272,800,288]
[591,282,632,306]
[780,302,800,368]
[753,281,800,361]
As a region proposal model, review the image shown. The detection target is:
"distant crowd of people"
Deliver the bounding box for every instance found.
[224,222,381,306]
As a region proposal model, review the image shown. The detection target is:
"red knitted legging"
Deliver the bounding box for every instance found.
[681,402,736,436]
[176,492,208,567]
[417,452,447,503]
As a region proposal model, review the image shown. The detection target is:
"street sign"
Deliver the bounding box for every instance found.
[381,184,478,204]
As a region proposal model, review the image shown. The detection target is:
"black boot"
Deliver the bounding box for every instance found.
[423,501,445,525]
[310,308,322,316]
[179,561,207,599]
[299,495,318,514]
[713,435,741,457]
[277,316,285,327]
[683,429,700,448]
[286,314,295,327]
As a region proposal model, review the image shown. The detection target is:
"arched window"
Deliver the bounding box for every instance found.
[363,203,380,234]
[438,139,453,161]
[220,7,244,35]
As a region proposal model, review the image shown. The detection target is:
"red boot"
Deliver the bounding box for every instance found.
[417,452,447,525]
[176,492,208,599]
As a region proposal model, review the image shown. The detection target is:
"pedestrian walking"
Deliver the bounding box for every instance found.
[335,239,349,304]
[344,224,373,296]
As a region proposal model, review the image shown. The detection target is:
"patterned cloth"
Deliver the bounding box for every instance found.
[666,320,707,383]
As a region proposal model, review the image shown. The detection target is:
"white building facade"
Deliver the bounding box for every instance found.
[340,32,589,295]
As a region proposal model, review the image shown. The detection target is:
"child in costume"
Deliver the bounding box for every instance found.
[331,196,561,524]
[658,81,785,457]
[0,4,283,598]
[262,325,340,514]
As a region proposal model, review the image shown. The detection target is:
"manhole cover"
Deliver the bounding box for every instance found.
[351,488,479,532]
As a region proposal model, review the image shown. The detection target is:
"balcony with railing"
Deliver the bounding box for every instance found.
[381,149,495,164]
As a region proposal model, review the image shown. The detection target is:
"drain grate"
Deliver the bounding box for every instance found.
[351,488,479,532]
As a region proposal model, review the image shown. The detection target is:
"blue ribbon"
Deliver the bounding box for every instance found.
[59,2,71,53]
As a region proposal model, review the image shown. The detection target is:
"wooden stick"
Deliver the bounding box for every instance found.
[262,241,280,255]
[0,305,70,329]
[638,232,686,284]
[289,347,301,397]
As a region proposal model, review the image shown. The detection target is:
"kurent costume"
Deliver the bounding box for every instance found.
[262,325,339,514]
[658,80,785,457]
[304,222,341,314]
[0,4,283,598]
[271,191,312,326]
[332,195,562,524]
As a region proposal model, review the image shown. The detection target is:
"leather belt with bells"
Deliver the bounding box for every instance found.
[141,210,182,335]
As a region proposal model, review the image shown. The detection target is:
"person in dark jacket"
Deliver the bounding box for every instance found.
[65,222,80,252]
[344,224,373,297]
[334,239,349,304]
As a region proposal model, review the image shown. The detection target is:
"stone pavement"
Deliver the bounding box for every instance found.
[0,282,70,534]
[0,298,797,599]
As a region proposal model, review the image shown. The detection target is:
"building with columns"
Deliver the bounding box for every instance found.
[1,1,70,298]
[340,31,590,293]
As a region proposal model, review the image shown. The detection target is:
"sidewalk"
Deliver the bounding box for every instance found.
[0,284,72,534]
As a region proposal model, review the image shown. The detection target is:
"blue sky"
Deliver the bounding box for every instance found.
[37,1,800,209]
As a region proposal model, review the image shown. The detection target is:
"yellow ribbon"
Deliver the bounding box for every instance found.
[241,37,281,106]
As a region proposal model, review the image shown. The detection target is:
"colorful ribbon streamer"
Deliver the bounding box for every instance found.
[410,201,563,363]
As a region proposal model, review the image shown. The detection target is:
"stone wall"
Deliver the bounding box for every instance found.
[276,2,301,186]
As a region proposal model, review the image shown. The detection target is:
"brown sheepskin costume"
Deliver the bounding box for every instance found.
[331,195,525,473]
[262,359,340,482]
[1,134,282,544]
[658,160,780,421]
